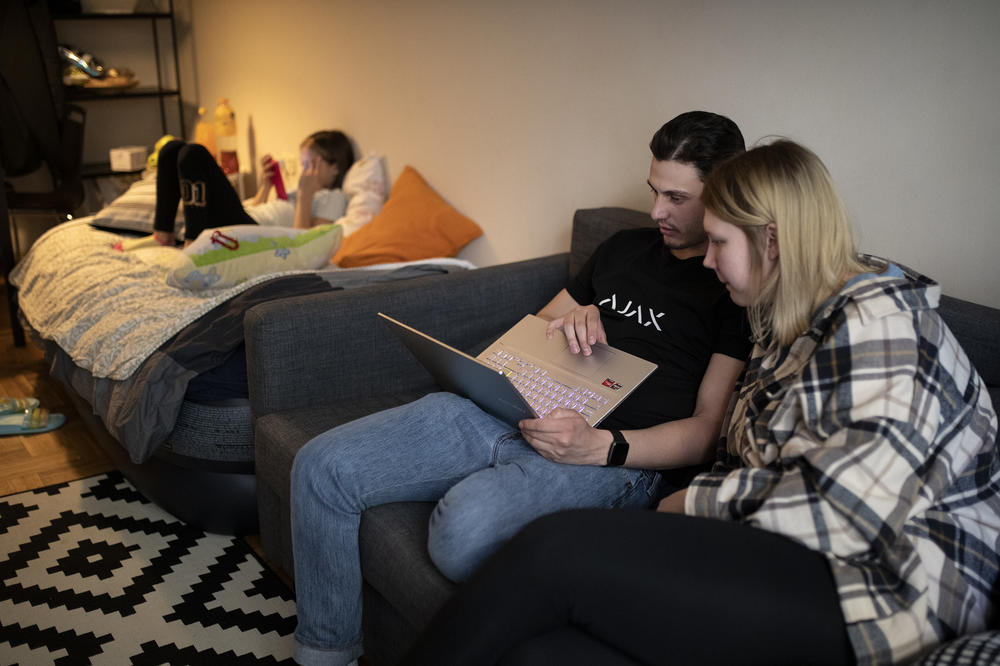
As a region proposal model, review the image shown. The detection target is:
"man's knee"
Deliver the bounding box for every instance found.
[177,142,213,170]
[429,510,589,584]
[427,492,497,581]
[158,139,184,163]
[291,437,325,498]
[292,434,351,499]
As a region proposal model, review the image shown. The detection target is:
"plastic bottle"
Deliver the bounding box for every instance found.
[192,106,216,159]
[214,98,239,175]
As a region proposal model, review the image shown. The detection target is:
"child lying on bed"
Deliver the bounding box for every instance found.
[116,130,355,250]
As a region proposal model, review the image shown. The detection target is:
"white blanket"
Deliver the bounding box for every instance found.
[10,221,331,380]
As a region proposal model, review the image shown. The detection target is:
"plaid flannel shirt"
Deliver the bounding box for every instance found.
[687,263,1000,665]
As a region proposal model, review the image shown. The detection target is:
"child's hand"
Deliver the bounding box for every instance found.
[257,154,277,188]
[251,154,277,205]
[298,157,323,199]
[260,154,277,177]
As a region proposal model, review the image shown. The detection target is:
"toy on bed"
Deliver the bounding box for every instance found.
[9,156,483,534]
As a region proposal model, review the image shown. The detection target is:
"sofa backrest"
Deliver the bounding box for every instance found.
[938,294,1000,419]
[569,207,999,426]
[570,207,652,277]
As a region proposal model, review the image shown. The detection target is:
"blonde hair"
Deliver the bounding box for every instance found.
[701,140,866,347]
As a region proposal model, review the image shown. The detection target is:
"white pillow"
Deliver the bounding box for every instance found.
[90,173,185,236]
[165,223,343,290]
[336,153,388,236]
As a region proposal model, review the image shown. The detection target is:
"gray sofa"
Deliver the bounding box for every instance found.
[245,207,1000,665]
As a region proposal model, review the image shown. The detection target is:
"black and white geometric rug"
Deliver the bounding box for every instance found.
[0,471,295,664]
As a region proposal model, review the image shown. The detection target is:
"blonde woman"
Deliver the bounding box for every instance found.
[401,140,1000,666]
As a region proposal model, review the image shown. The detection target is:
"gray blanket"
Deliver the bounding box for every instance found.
[32,263,469,463]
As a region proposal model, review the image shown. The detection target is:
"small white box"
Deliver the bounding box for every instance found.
[110,146,148,171]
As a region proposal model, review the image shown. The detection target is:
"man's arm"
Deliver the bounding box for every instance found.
[536,289,607,356]
[519,352,744,468]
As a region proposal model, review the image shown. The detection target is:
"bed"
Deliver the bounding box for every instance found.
[9,155,484,534]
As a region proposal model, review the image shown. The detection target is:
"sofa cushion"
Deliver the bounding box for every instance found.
[360,502,456,628]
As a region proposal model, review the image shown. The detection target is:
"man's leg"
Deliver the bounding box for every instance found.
[427,441,660,581]
[405,509,854,666]
[290,393,517,666]
[175,142,255,241]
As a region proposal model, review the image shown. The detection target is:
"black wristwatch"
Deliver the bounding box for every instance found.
[605,429,629,467]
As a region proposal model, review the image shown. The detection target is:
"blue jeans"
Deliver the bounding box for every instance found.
[290,392,661,665]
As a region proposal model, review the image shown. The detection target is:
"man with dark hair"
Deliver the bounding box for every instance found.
[291,111,751,666]
[649,110,746,175]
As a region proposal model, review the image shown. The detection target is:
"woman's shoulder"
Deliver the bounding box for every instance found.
[813,263,938,344]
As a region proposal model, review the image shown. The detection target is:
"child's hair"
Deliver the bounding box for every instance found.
[301,130,355,189]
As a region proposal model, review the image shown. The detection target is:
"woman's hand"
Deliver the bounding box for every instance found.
[519,409,611,465]
[545,304,607,356]
[657,489,687,514]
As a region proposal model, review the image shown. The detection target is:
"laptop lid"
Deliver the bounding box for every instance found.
[379,313,536,426]
[379,313,656,427]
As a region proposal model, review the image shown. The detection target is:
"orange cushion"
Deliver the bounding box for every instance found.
[332,165,483,267]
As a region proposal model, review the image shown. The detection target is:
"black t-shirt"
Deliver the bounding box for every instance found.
[566,228,751,430]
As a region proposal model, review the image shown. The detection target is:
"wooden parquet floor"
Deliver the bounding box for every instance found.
[0,278,114,496]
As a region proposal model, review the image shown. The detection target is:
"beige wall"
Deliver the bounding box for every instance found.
[175,0,1000,307]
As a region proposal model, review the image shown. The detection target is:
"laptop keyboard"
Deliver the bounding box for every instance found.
[481,349,608,419]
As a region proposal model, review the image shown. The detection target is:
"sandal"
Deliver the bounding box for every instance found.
[0,397,40,415]
[0,407,66,436]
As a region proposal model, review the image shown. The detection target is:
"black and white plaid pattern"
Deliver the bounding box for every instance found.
[688,266,1000,666]
[913,631,1000,665]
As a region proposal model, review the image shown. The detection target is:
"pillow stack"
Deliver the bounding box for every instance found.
[332,165,482,267]
[90,174,185,236]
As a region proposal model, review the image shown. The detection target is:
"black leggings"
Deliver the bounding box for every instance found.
[154,140,255,241]
[402,509,855,666]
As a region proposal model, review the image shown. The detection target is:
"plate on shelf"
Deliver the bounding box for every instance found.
[64,68,137,89]
[82,74,138,89]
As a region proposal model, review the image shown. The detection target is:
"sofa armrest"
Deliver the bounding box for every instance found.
[245,253,570,417]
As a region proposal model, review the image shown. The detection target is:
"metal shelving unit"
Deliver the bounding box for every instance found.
[53,1,184,178]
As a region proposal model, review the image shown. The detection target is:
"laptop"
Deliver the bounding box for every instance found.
[379,312,657,427]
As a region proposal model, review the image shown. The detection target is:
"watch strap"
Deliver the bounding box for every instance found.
[605,429,629,466]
